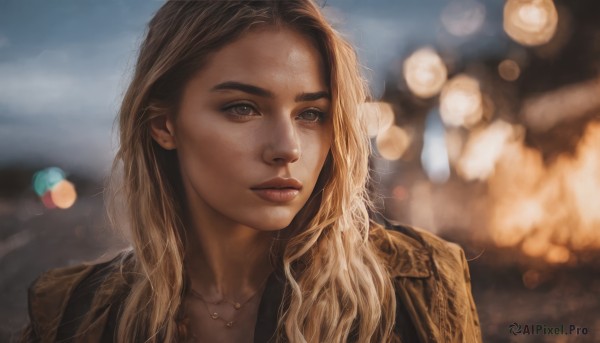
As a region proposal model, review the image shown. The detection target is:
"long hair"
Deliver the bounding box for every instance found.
[108,0,396,342]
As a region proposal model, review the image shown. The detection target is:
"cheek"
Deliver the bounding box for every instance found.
[175,118,254,187]
[184,110,255,151]
[300,129,332,178]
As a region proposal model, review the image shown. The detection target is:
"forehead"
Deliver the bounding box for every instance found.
[190,26,328,92]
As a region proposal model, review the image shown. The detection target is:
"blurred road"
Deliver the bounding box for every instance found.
[0,193,127,342]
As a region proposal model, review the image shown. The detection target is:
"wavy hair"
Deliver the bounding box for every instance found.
[108,0,396,342]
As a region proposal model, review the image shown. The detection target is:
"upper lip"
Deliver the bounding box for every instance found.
[251,177,303,190]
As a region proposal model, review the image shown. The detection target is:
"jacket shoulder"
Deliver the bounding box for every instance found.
[411,226,469,278]
[369,221,433,278]
[26,262,96,342]
[370,216,483,342]
[25,252,132,342]
[370,216,468,279]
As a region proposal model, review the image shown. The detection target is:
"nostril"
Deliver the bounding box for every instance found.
[264,140,301,164]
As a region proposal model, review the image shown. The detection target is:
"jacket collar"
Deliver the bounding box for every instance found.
[369,212,432,278]
[383,229,432,278]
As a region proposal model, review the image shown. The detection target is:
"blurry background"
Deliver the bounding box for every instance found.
[1,0,599,341]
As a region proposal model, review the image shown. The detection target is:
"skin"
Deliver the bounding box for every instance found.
[150,26,332,342]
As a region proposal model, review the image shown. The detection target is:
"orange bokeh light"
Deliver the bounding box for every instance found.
[498,59,521,81]
[440,74,483,128]
[488,122,600,261]
[376,125,411,161]
[359,102,395,138]
[504,0,558,46]
[403,48,448,98]
[50,180,77,209]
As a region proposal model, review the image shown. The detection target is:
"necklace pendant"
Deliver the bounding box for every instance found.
[234,302,241,310]
[226,321,234,328]
[210,312,219,319]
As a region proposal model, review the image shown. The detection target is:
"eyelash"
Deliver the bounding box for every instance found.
[222,103,258,118]
[222,102,327,123]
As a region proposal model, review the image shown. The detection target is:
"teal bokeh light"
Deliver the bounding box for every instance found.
[32,167,66,196]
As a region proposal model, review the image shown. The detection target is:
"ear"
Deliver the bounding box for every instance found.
[149,114,177,150]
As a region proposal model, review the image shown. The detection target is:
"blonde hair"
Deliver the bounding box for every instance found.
[109,0,396,342]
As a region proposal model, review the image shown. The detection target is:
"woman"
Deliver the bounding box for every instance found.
[21,0,482,342]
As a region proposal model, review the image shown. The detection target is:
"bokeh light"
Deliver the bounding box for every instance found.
[403,47,448,98]
[421,111,451,183]
[32,167,66,196]
[41,191,57,209]
[457,120,516,181]
[489,122,600,258]
[521,76,600,132]
[522,235,571,264]
[31,167,77,210]
[50,180,77,209]
[441,0,486,37]
[522,269,542,289]
[503,0,558,46]
[359,102,395,137]
[545,245,570,264]
[445,128,464,165]
[498,59,521,81]
[376,125,411,161]
[439,74,483,128]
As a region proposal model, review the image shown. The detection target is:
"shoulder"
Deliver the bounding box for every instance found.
[24,251,133,342]
[369,216,466,279]
[369,215,483,342]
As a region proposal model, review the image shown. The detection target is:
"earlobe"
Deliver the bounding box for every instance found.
[149,115,177,150]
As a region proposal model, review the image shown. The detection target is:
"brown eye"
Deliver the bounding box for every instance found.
[298,109,325,122]
[223,103,258,117]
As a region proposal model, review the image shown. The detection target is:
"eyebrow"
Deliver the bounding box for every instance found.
[210,81,330,102]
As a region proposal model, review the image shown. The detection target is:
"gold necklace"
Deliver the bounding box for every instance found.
[188,273,271,328]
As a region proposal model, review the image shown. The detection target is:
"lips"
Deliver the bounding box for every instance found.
[250,177,303,190]
[251,177,302,203]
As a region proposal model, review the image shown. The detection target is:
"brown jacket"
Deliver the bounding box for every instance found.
[21,218,482,343]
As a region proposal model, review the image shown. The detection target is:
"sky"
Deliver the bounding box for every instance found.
[0,0,506,179]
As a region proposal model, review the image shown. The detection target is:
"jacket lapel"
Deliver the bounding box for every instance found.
[376,217,443,343]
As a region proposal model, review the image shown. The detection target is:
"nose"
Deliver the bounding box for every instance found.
[262,116,301,165]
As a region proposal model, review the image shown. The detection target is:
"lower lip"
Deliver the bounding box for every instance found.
[252,188,299,203]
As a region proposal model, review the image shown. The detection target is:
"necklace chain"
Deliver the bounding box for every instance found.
[188,273,271,328]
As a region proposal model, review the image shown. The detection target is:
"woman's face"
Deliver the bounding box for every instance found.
[154,27,332,232]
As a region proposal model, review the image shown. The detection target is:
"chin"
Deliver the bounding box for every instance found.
[252,217,295,232]
[242,209,297,232]
[231,201,309,232]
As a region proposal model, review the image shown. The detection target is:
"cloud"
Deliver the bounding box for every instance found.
[0,34,8,49]
[0,34,137,122]
[0,32,140,177]
[0,0,159,176]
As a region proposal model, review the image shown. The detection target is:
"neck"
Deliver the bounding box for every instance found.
[184,209,275,300]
